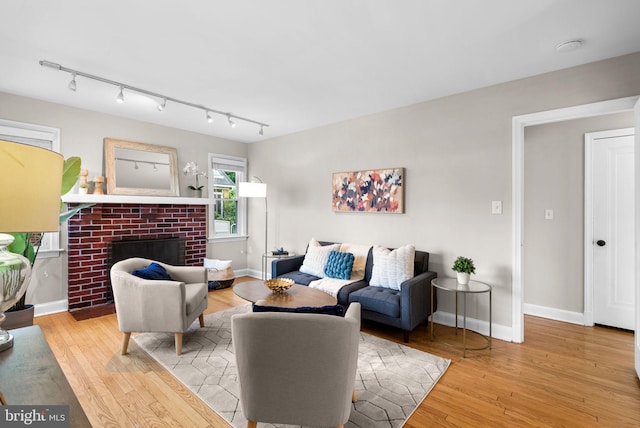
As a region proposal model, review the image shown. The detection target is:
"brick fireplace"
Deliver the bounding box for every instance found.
[67,203,207,311]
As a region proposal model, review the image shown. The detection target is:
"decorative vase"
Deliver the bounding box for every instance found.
[93,176,105,195]
[78,169,89,194]
[191,189,203,198]
[0,234,33,351]
[457,272,470,285]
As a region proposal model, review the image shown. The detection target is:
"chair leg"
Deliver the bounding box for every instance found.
[352,387,357,403]
[121,332,131,355]
[199,312,205,328]
[247,421,257,428]
[403,330,409,343]
[175,333,183,356]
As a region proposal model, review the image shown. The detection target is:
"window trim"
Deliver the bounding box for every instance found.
[0,119,62,257]
[208,153,247,241]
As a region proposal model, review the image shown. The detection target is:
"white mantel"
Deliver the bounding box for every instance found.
[62,193,211,205]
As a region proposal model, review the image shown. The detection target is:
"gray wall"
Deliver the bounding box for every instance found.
[2,52,640,330]
[0,92,248,308]
[524,112,634,314]
[248,52,640,331]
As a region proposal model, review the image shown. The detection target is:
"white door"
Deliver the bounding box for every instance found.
[587,129,635,330]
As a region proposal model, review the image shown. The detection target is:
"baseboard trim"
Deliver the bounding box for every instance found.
[34,299,68,317]
[234,268,260,279]
[432,310,513,342]
[524,303,585,325]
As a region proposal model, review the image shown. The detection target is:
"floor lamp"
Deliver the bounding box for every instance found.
[0,140,63,351]
[238,177,267,278]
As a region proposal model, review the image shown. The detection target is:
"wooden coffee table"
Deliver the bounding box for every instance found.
[233,280,337,308]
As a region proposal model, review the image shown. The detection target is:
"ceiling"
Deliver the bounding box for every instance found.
[2,1,640,143]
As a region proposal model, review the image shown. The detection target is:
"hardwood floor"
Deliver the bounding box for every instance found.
[33,279,640,427]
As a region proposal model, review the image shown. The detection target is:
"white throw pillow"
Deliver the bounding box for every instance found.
[299,239,340,278]
[203,258,232,270]
[370,244,415,290]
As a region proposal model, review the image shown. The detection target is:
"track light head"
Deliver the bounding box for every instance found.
[206,111,213,123]
[68,73,77,92]
[158,98,166,111]
[116,86,125,104]
[259,125,264,136]
[227,114,236,128]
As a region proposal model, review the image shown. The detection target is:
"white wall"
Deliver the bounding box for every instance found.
[524,112,634,317]
[0,92,248,312]
[248,52,640,332]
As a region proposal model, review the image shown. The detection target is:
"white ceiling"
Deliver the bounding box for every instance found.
[2,0,640,143]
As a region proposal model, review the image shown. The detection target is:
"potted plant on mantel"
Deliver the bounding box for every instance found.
[3,157,92,329]
[452,256,476,285]
[183,161,208,198]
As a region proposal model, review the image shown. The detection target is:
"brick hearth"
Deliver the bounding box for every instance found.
[67,203,207,311]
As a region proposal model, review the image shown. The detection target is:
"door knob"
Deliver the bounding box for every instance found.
[596,240,606,247]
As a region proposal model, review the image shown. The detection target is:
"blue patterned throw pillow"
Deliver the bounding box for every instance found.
[131,262,173,281]
[324,251,355,280]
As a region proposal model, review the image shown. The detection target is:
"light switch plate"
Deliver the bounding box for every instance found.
[492,200,502,215]
[545,209,554,220]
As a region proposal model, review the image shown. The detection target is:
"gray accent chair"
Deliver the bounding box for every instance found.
[110,257,208,356]
[231,303,361,428]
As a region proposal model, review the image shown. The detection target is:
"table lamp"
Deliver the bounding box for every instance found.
[0,140,63,351]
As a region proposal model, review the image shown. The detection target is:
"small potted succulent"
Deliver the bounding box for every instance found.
[452,256,475,285]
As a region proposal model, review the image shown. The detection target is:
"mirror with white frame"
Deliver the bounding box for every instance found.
[104,138,180,196]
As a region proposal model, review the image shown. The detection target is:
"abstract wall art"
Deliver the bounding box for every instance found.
[332,167,404,213]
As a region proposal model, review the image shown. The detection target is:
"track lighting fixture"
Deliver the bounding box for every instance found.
[116,86,125,104]
[39,60,269,135]
[68,73,77,92]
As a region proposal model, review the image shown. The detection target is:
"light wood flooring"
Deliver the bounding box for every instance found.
[33,277,640,427]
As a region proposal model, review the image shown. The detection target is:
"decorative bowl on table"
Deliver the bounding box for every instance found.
[264,278,294,293]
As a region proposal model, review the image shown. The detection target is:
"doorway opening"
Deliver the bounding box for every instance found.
[511,95,639,343]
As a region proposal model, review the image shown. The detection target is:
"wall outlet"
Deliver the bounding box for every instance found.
[492,200,502,215]
[545,209,554,220]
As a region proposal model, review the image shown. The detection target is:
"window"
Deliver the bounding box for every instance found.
[208,154,247,240]
[0,119,62,257]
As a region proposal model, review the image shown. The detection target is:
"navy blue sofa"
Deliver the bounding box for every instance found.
[272,241,437,342]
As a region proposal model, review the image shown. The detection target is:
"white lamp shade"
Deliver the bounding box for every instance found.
[0,140,64,232]
[238,181,267,198]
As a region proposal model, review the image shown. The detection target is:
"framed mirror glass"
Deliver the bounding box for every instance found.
[104,138,180,196]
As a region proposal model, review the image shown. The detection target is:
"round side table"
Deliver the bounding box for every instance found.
[430,277,492,357]
[262,253,295,280]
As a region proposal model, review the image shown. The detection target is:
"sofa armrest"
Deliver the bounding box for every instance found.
[272,255,305,277]
[400,270,437,331]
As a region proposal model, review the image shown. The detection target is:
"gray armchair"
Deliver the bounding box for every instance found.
[110,257,208,356]
[231,303,361,428]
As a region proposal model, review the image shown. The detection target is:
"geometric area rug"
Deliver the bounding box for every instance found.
[133,304,450,428]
